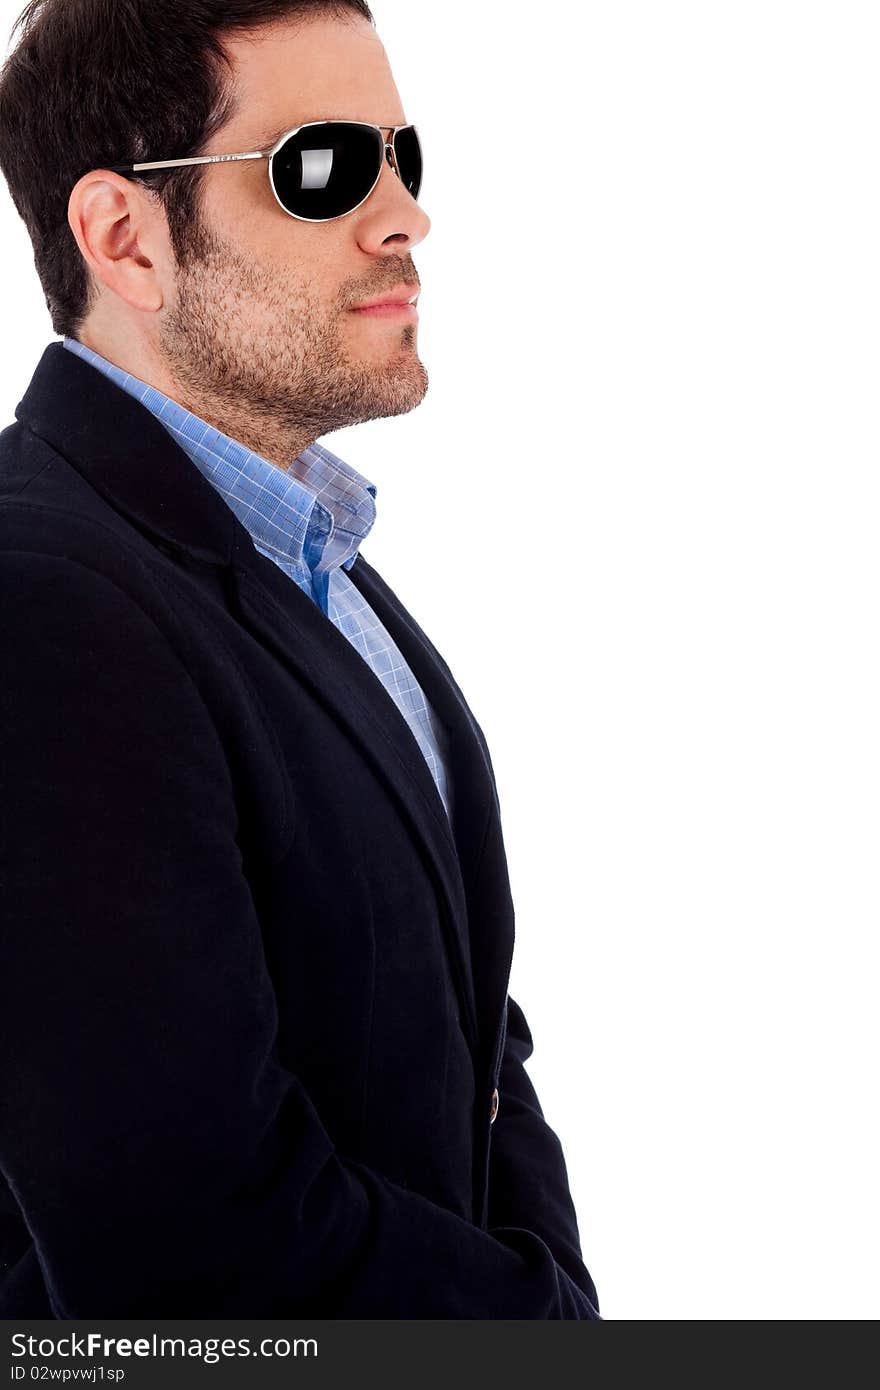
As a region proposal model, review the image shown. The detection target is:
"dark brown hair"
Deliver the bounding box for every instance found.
[0,0,375,339]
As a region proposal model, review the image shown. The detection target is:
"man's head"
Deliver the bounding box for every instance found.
[0,1,432,464]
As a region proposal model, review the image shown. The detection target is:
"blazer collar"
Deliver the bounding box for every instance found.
[15,342,507,1050]
[16,342,238,566]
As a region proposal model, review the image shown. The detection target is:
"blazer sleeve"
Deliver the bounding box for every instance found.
[0,553,599,1320]
[487,995,602,1316]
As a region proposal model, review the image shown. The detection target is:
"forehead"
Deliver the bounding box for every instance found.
[220,15,406,148]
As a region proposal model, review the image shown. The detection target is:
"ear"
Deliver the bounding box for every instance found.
[67,170,170,314]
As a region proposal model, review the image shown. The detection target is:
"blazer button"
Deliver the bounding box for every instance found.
[489,1086,499,1124]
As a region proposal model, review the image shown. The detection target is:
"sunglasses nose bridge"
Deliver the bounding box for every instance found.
[383,135,402,182]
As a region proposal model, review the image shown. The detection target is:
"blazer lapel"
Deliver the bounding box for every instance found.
[345,554,497,860]
[227,538,479,1049]
[346,555,514,1045]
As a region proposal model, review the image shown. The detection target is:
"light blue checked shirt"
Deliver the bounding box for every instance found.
[62,336,453,823]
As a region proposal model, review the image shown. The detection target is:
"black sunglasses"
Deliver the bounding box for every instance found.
[108,120,423,223]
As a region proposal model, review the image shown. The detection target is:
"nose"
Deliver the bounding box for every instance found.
[355,148,430,253]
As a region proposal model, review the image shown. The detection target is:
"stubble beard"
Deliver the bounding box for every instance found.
[157,232,429,444]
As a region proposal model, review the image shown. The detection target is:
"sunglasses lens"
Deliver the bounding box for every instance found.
[271,122,383,220]
[393,125,423,200]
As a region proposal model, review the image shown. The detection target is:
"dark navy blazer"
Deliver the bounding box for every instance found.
[0,342,600,1319]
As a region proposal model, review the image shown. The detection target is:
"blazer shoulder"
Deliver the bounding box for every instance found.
[2,423,132,550]
[0,426,200,634]
[1,419,295,865]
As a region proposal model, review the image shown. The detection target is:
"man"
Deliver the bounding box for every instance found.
[0,0,600,1318]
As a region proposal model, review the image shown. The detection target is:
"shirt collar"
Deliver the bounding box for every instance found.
[61,336,377,576]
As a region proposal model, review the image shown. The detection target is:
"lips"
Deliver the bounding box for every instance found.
[357,298,414,309]
[350,285,419,311]
[350,300,418,320]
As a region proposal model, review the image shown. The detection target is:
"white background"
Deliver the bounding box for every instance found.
[1,1,878,1319]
